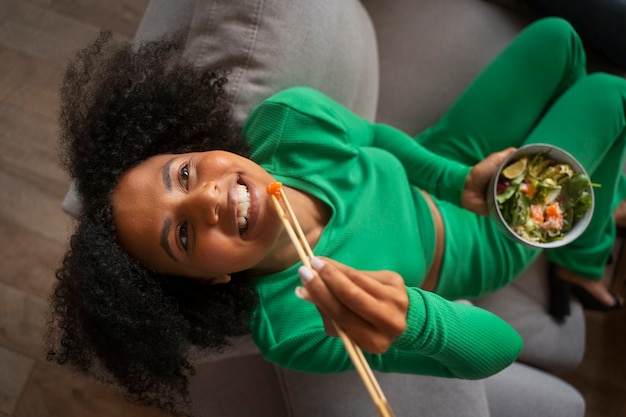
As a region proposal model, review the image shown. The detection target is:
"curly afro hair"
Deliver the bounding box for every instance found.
[47,32,259,415]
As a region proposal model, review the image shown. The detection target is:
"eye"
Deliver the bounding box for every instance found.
[178,223,188,250]
[179,163,190,189]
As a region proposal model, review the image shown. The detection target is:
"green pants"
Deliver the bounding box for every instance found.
[418,18,626,299]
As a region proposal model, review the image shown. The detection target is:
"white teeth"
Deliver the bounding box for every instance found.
[237,184,250,230]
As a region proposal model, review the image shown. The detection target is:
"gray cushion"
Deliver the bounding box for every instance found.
[183,0,379,125]
[188,353,289,417]
[474,254,585,372]
[189,337,491,417]
[279,368,490,417]
[133,0,196,46]
[485,362,585,417]
[62,0,380,217]
[361,0,529,135]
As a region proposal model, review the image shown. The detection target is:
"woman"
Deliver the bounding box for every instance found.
[48,18,626,416]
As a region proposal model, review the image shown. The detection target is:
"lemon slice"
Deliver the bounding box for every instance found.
[501,157,528,179]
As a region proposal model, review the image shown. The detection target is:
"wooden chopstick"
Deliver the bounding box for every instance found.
[267,182,395,417]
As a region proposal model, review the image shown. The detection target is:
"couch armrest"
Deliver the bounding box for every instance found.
[474,254,585,372]
[278,368,490,417]
[485,362,585,417]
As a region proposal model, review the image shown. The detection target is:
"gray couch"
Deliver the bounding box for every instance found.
[62,0,590,416]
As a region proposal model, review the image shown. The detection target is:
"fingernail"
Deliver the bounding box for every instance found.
[295,286,311,302]
[298,265,315,283]
[311,257,324,271]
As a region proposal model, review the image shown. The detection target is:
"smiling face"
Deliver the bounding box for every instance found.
[112,150,288,282]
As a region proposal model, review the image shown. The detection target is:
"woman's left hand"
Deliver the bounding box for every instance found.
[296,257,408,354]
[462,147,516,216]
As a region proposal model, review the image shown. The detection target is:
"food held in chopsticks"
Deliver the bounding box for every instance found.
[266,181,283,200]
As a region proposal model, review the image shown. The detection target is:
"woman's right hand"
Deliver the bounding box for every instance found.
[296,257,408,354]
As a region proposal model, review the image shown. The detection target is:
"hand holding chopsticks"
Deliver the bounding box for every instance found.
[267,181,397,417]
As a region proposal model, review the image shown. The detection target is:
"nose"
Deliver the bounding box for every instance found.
[184,181,221,225]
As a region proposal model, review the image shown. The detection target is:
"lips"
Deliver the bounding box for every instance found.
[236,183,250,232]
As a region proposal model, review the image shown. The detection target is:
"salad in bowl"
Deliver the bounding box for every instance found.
[487,144,595,248]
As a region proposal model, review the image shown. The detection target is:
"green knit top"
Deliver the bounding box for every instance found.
[243,87,522,379]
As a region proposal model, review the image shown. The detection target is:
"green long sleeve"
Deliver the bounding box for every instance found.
[253,286,522,379]
[372,124,471,207]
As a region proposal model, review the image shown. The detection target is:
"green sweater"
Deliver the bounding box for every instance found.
[243,87,522,380]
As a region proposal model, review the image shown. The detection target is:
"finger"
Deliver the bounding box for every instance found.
[298,264,366,325]
[323,257,401,287]
[310,258,382,310]
[299,267,406,353]
[318,258,401,305]
[301,268,399,353]
[295,286,312,302]
[299,263,363,319]
[312,258,407,333]
[299,262,383,338]
[295,285,356,341]
[317,258,406,308]
[317,306,339,337]
[489,147,517,169]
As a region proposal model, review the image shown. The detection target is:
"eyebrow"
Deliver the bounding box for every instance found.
[160,157,178,263]
[160,217,178,263]
[162,157,176,192]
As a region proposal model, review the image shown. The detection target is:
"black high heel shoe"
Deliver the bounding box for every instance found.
[548,269,570,321]
[548,263,624,322]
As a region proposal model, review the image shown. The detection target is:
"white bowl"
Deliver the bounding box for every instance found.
[486,144,594,249]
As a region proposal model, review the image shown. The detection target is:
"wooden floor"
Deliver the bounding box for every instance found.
[0,1,167,416]
[557,307,626,417]
[0,0,625,416]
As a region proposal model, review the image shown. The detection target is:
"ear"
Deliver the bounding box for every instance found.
[208,275,232,285]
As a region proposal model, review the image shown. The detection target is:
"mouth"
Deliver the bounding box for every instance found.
[236,182,250,234]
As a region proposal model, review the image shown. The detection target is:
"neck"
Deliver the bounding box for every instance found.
[248,185,330,276]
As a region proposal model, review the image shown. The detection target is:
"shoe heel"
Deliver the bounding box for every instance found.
[548,273,570,321]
